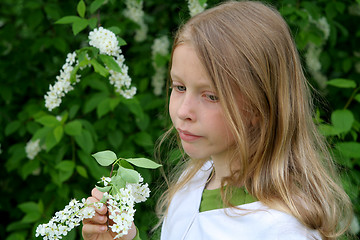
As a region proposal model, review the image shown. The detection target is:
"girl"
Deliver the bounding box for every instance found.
[82,1,353,239]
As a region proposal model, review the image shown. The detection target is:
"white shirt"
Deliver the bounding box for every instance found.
[161,161,321,240]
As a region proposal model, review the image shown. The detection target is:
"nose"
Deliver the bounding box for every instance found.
[177,93,197,121]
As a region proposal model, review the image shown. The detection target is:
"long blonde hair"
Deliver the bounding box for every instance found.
[156,1,352,239]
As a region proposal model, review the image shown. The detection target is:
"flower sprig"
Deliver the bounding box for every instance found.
[35,150,161,239]
[44,27,136,112]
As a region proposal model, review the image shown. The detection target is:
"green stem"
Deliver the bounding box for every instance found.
[343,86,360,110]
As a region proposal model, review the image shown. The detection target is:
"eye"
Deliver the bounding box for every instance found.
[171,83,186,92]
[204,93,219,102]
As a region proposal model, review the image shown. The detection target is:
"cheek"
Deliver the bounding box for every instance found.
[168,94,176,123]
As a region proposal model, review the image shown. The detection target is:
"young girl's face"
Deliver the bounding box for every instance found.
[169,44,236,161]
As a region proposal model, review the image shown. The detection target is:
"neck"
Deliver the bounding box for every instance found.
[206,155,232,190]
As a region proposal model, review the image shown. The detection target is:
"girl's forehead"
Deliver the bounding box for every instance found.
[170,44,214,88]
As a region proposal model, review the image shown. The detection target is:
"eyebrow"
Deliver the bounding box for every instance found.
[170,72,215,90]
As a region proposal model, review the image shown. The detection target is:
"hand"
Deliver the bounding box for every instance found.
[82,188,137,240]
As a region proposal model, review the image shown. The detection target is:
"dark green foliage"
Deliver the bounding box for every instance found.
[0,0,359,239]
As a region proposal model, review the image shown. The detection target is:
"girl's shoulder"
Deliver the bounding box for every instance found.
[199,201,322,239]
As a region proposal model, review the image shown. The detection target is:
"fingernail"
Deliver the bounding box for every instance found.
[100,225,107,232]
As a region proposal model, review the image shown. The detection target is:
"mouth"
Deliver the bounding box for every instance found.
[177,128,201,142]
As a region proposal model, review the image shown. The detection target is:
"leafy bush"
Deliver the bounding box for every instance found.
[0,0,359,239]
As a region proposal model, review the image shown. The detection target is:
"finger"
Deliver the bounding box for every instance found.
[91,188,104,200]
[121,222,137,240]
[82,222,108,237]
[82,212,108,225]
[86,195,107,215]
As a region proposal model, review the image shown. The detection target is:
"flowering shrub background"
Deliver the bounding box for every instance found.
[0,0,359,239]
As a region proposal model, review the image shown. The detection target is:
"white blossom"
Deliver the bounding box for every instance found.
[44,27,136,112]
[44,51,80,111]
[188,0,207,17]
[36,173,150,240]
[350,215,360,235]
[25,139,42,160]
[89,27,120,56]
[100,176,112,186]
[305,43,328,89]
[108,53,137,99]
[151,36,170,95]
[35,198,99,239]
[123,0,147,42]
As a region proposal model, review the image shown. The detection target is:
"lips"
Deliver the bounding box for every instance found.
[177,128,201,142]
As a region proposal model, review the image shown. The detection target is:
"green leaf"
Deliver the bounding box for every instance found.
[20,158,40,180]
[331,109,354,133]
[72,18,88,35]
[118,166,139,183]
[326,78,356,88]
[90,58,109,77]
[125,158,162,169]
[5,120,21,136]
[354,94,360,103]
[133,131,153,147]
[56,161,75,183]
[97,98,111,118]
[99,54,122,72]
[84,93,108,114]
[90,0,106,13]
[18,202,42,223]
[64,120,83,136]
[55,16,81,24]
[18,202,40,214]
[32,126,51,141]
[111,175,126,190]
[78,150,109,179]
[70,64,81,84]
[335,142,360,158]
[318,124,341,136]
[89,17,97,29]
[45,130,58,152]
[35,115,59,127]
[74,129,94,153]
[76,165,88,178]
[96,185,111,192]
[108,130,123,149]
[56,160,75,171]
[92,150,117,166]
[53,125,64,143]
[77,0,86,18]
[6,232,26,240]
[117,36,127,46]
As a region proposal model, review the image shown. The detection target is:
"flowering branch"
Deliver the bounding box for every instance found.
[44,26,136,112]
[35,150,161,239]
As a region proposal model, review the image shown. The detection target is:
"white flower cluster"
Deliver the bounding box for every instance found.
[188,0,207,17]
[35,174,150,240]
[89,27,121,56]
[44,52,80,111]
[44,27,136,112]
[25,139,42,160]
[98,174,150,238]
[89,27,137,99]
[123,0,148,42]
[350,215,360,235]
[151,36,170,95]
[35,199,102,240]
[108,54,137,99]
[305,16,330,89]
[151,36,170,96]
